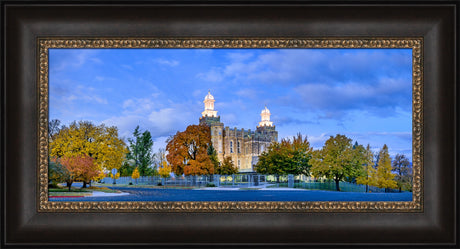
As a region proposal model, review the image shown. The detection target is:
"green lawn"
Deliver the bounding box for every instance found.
[49,187,90,192]
[49,191,91,197]
[49,186,121,197]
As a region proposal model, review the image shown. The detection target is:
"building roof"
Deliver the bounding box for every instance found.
[261,105,270,114]
[204,90,214,100]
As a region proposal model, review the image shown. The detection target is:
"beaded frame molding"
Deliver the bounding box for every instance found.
[38,38,423,212]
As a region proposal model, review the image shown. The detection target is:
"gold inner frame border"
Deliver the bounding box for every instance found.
[38,38,423,212]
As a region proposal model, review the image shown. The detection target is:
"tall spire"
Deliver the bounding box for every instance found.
[202,90,218,117]
[258,105,273,127]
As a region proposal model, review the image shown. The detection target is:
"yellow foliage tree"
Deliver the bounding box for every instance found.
[375,144,397,191]
[109,172,120,179]
[94,171,106,182]
[131,167,140,184]
[50,121,128,175]
[132,167,140,179]
[158,161,172,178]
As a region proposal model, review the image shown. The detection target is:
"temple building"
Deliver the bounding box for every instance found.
[199,91,278,172]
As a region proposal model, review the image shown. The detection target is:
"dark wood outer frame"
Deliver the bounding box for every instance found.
[2,2,457,247]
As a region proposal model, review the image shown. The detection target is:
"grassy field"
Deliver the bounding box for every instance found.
[49,186,120,196]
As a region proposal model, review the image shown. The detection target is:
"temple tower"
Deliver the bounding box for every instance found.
[201,90,217,118]
[258,105,273,127]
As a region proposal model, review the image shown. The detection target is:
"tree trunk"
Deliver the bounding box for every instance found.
[335,179,341,191]
[82,181,87,188]
[67,181,72,191]
[366,184,369,193]
[399,187,402,193]
[276,175,280,183]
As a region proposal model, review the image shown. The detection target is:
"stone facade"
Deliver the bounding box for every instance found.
[199,91,278,172]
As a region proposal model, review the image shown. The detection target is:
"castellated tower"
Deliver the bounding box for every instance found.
[199,91,278,173]
[199,91,224,163]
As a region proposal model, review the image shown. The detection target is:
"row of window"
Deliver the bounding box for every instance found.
[229,141,241,153]
[224,141,266,154]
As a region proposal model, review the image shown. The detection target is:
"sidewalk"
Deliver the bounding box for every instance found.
[196,183,308,191]
[86,191,130,197]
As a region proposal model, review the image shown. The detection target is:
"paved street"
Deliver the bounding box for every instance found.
[50,186,412,202]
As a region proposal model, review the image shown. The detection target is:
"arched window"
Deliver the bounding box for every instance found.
[230,141,233,153]
[237,141,241,153]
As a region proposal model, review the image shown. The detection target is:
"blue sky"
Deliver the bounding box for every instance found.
[49,48,413,161]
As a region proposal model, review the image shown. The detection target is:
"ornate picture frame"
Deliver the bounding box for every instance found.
[2,2,456,247]
[39,38,423,212]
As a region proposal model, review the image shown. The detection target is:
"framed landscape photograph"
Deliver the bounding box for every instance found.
[42,39,420,211]
[2,1,457,247]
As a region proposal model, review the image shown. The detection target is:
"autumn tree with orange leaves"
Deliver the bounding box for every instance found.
[166,124,215,176]
[53,155,100,191]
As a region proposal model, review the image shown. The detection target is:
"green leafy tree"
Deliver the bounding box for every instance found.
[218,156,239,175]
[356,144,377,192]
[119,159,135,177]
[207,144,220,167]
[126,126,155,176]
[310,134,365,191]
[48,157,70,188]
[392,153,412,192]
[255,134,312,179]
[375,144,397,191]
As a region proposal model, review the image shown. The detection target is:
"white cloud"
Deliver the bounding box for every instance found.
[192,89,203,98]
[151,136,170,154]
[307,133,331,149]
[155,58,179,67]
[90,58,103,64]
[103,108,191,141]
[196,49,412,91]
[220,113,238,126]
[94,76,116,82]
[104,95,200,144]
[227,52,254,61]
[50,50,102,72]
[59,84,108,105]
[235,89,260,99]
[122,98,157,115]
[122,64,133,70]
[196,68,224,82]
[291,77,411,117]
[366,131,412,141]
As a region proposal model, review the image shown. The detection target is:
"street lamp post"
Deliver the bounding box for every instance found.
[112,168,117,184]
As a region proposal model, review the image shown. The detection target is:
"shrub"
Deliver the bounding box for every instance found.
[206,183,216,187]
[129,182,133,185]
[48,182,59,188]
